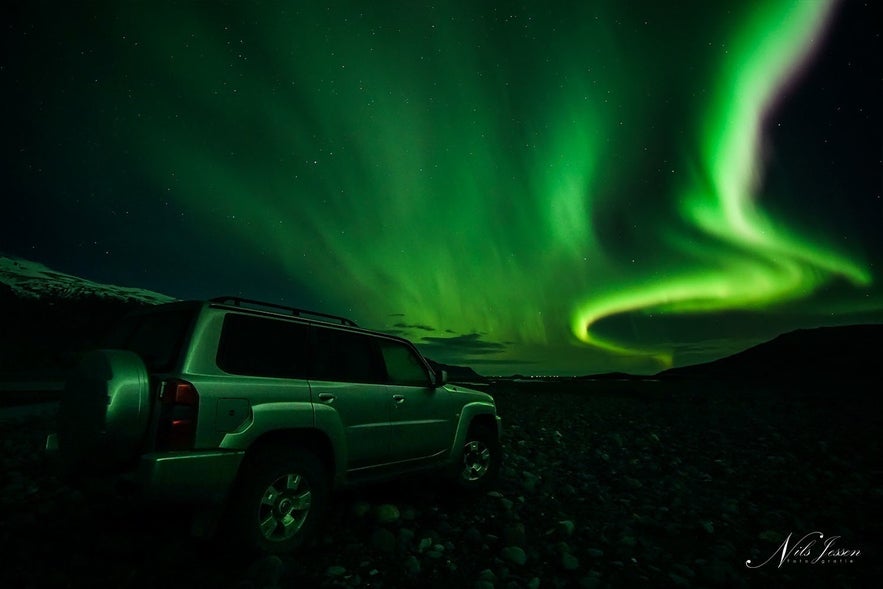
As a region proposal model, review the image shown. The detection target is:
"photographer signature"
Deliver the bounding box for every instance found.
[746,531,861,568]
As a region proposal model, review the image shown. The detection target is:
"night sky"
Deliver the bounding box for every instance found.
[3,1,881,375]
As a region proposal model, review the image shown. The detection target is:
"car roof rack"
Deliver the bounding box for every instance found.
[210,296,358,327]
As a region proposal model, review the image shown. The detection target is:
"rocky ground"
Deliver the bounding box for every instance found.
[0,380,880,588]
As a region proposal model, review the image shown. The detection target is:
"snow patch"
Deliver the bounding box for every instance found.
[0,255,176,305]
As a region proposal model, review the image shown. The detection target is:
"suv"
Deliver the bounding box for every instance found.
[46,297,502,553]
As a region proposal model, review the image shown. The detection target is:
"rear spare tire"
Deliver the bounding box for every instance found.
[57,349,151,475]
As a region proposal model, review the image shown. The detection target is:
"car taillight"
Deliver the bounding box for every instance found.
[156,379,199,450]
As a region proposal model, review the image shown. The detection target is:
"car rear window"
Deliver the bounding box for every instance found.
[217,314,311,378]
[101,304,196,372]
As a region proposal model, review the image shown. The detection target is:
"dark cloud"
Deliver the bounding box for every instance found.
[420,333,507,356]
[393,322,437,332]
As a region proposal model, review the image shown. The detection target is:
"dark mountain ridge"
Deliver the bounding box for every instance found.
[658,323,883,382]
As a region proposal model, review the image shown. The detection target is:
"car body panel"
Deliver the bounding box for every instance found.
[309,380,392,469]
[386,383,458,462]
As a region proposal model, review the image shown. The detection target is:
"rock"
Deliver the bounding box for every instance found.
[474,583,494,589]
[326,565,347,577]
[502,522,526,547]
[561,552,579,570]
[557,520,575,537]
[400,505,418,521]
[417,528,440,544]
[351,501,371,518]
[243,555,284,588]
[522,471,540,492]
[586,548,604,559]
[579,573,602,589]
[698,560,736,585]
[464,526,483,546]
[501,546,527,566]
[403,555,421,575]
[528,577,541,589]
[437,519,454,535]
[700,520,714,534]
[374,504,400,524]
[398,527,415,547]
[667,573,690,587]
[671,564,695,578]
[623,477,643,490]
[371,527,396,553]
[417,537,433,553]
[757,529,781,543]
[477,569,497,582]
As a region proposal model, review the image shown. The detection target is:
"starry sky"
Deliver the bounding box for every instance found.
[3,0,881,375]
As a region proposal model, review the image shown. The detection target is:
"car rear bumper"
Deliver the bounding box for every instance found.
[131,450,245,501]
[46,432,243,502]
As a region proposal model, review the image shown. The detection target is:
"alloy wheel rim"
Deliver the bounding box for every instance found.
[258,472,312,541]
[461,440,492,481]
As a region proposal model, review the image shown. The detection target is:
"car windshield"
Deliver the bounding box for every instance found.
[101,303,197,372]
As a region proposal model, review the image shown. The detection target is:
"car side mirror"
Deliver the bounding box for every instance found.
[434,369,448,387]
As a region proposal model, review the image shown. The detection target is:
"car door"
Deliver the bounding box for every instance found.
[380,339,455,462]
[310,326,391,469]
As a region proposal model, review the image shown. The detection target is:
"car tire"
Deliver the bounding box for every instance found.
[455,425,502,492]
[227,446,329,554]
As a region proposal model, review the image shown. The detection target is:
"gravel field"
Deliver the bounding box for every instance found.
[1,380,879,588]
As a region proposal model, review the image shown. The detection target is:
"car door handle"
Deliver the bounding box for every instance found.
[318,393,335,403]
[392,394,405,404]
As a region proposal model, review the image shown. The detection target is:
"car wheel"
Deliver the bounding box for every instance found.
[228,447,328,554]
[456,425,501,491]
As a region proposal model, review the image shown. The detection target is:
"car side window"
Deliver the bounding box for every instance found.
[380,340,431,387]
[103,305,196,372]
[217,314,310,378]
[311,327,385,383]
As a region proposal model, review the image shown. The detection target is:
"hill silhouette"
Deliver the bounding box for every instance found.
[658,324,883,382]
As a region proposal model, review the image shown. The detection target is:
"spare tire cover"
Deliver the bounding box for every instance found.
[57,349,151,473]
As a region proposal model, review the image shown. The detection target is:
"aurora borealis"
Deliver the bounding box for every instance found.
[3,1,881,374]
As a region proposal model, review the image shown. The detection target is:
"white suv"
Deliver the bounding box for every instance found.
[46,296,502,553]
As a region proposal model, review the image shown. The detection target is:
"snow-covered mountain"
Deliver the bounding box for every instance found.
[0,255,175,305]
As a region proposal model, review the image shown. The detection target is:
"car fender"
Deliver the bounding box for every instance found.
[217,401,317,449]
[449,401,498,460]
[312,402,348,486]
